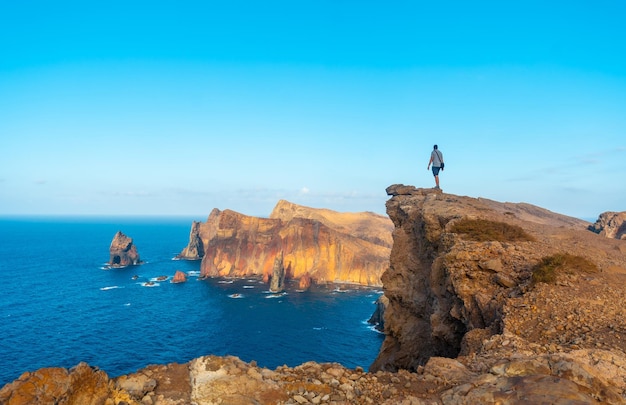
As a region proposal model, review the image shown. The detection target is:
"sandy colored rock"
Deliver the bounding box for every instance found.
[589,211,626,240]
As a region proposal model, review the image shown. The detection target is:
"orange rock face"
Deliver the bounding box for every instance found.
[179,200,393,286]
[172,270,188,283]
[298,273,312,290]
[108,231,141,267]
[0,362,113,405]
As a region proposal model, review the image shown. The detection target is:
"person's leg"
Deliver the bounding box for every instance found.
[432,167,441,188]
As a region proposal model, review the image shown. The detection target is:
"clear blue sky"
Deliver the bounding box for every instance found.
[1,1,624,220]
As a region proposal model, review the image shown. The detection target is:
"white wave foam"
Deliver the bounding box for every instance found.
[366,324,384,334]
[265,292,287,299]
[218,280,234,284]
[243,285,255,289]
[187,271,201,277]
[100,286,122,291]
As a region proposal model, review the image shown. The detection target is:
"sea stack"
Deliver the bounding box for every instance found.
[269,252,285,293]
[108,231,141,267]
[171,270,188,283]
[176,221,206,260]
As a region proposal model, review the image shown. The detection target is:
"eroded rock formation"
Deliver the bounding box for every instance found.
[176,221,205,260]
[171,270,187,283]
[372,185,626,373]
[108,231,141,267]
[178,200,393,286]
[269,252,286,293]
[589,211,626,240]
[298,272,312,290]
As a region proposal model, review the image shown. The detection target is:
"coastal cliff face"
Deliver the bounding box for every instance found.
[371,184,626,401]
[179,200,393,286]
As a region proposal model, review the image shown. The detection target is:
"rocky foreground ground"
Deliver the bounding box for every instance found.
[2,186,626,404]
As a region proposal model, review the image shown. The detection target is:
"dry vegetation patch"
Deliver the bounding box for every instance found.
[450,218,534,242]
[531,253,598,285]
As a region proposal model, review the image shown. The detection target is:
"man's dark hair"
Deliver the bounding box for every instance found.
[434,144,438,149]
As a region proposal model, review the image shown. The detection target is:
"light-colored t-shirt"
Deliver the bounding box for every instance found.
[431,150,443,167]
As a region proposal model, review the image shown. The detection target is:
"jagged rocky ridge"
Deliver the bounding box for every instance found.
[177,199,394,286]
[3,186,626,404]
[589,211,626,240]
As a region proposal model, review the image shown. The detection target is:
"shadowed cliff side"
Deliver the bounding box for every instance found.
[371,185,626,372]
[178,201,393,286]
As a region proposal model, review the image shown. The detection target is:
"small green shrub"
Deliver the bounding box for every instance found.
[531,253,598,285]
[450,218,534,242]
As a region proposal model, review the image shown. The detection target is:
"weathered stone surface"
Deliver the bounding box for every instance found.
[0,362,126,405]
[171,270,187,283]
[179,200,393,286]
[108,231,141,267]
[298,272,312,290]
[589,211,626,240]
[368,294,388,332]
[371,185,625,373]
[176,221,205,259]
[269,252,286,293]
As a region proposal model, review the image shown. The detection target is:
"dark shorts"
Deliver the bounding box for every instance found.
[432,166,441,176]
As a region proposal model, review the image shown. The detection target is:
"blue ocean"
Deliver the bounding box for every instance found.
[0,217,384,386]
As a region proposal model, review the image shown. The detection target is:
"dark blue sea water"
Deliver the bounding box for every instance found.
[0,217,384,386]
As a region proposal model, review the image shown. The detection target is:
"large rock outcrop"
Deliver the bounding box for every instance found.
[178,200,394,286]
[589,211,626,240]
[108,231,141,267]
[176,221,206,260]
[370,185,626,400]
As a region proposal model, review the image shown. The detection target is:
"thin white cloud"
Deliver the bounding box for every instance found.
[110,190,154,197]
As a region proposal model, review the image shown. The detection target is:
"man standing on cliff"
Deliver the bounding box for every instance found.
[427,144,444,190]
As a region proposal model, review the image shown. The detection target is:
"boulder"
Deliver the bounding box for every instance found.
[172,270,188,283]
[0,362,122,405]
